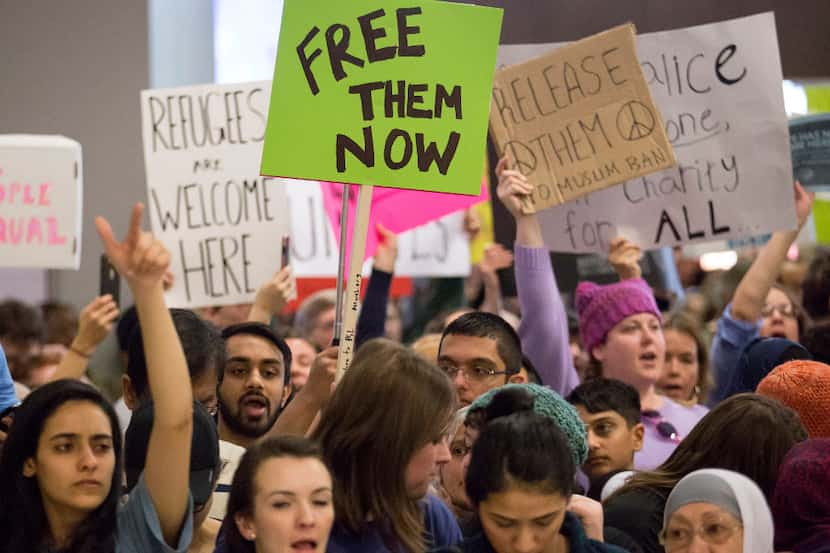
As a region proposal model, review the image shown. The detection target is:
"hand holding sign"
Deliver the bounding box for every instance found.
[249,266,297,324]
[95,203,171,294]
[794,180,815,229]
[496,155,535,220]
[608,236,643,280]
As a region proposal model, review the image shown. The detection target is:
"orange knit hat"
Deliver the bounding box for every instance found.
[757,360,830,438]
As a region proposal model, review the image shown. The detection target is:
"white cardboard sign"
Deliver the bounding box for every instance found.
[498,12,796,253]
[141,82,289,308]
[0,135,83,269]
[141,81,470,306]
[285,182,471,278]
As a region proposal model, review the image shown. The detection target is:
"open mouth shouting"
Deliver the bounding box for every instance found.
[290,539,320,551]
[240,393,270,420]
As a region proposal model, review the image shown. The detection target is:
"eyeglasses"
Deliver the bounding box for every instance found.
[439,366,509,382]
[761,303,795,319]
[641,410,681,443]
[660,520,743,549]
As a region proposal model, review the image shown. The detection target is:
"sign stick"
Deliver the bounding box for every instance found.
[335,184,374,381]
[332,184,350,346]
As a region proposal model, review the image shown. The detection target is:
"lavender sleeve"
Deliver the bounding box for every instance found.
[515,245,580,396]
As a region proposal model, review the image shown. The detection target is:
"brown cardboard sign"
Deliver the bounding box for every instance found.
[489,24,676,213]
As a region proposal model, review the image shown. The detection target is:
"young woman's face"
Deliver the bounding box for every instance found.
[662,502,743,553]
[236,456,334,553]
[593,313,665,389]
[478,486,569,553]
[405,435,452,499]
[23,401,115,519]
[759,288,799,342]
[658,329,700,402]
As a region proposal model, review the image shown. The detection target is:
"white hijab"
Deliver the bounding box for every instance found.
[663,469,773,553]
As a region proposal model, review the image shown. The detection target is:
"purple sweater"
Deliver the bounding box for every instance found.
[634,397,708,470]
[514,245,580,396]
[514,245,707,470]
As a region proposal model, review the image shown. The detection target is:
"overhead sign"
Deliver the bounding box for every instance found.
[498,12,796,253]
[0,135,82,269]
[490,24,675,212]
[260,0,503,195]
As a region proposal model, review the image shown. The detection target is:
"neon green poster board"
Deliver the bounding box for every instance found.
[813,197,830,244]
[260,0,503,195]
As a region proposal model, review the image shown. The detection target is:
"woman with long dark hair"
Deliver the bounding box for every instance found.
[461,410,625,553]
[0,203,194,553]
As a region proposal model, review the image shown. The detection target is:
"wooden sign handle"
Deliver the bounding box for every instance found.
[335,184,373,381]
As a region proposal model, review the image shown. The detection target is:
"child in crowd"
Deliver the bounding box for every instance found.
[567,379,644,501]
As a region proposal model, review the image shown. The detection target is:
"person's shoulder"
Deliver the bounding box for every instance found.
[603,484,667,515]
[456,532,495,553]
[423,494,463,546]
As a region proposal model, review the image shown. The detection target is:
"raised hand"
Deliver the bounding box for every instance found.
[479,243,514,276]
[249,266,297,323]
[95,203,170,294]
[373,223,399,273]
[608,236,643,281]
[71,295,120,356]
[495,155,534,220]
[794,180,815,229]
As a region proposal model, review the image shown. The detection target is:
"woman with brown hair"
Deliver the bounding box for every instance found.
[602,394,807,553]
[657,313,713,406]
[311,338,461,553]
[223,436,335,553]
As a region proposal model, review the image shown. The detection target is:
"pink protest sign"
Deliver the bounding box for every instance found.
[0,135,83,269]
[321,180,488,265]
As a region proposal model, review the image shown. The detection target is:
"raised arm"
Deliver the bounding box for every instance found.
[496,156,579,395]
[710,182,813,402]
[731,182,813,323]
[96,204,192,547]
[50,296,119,382]
[269,346,338,437]
[355,223,398,349]
[248,266,296,325]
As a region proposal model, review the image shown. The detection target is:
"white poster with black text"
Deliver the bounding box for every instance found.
[497,12,795,253]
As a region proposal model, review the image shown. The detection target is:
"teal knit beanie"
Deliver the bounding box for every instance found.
[468,383,588,466]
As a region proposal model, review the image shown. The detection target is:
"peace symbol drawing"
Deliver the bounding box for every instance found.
[616,100,656,141]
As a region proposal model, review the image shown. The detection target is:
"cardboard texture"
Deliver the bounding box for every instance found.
[489,24,676,213]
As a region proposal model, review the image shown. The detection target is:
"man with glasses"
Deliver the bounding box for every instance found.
[437,311,526,406]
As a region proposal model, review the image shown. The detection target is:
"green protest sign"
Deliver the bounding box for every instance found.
[260,0,503,195]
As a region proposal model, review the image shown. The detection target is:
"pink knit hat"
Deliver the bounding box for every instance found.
[575,279,662,355]
[757,360,830,438]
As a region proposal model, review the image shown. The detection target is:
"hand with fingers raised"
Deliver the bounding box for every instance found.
[95,203,171,295]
